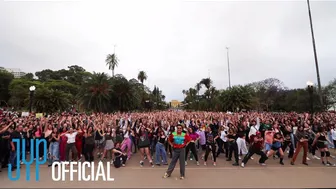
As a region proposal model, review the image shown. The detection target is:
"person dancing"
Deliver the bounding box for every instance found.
[290,126,309,166]
[241,131,268,167]
[163,124,191,180]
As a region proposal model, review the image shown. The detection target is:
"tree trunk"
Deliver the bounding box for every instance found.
[112,69,115,77]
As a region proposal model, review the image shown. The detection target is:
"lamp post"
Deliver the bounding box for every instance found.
[306,0,323,108]
[226,47,231,89]
[29,86,36,113]
[307,81,314,114]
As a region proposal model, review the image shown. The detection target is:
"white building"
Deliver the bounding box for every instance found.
[5,68,26,78]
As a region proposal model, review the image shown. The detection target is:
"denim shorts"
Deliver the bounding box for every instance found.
[265,143,272,151]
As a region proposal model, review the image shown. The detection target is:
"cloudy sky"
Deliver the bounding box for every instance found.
[0,0,335,101]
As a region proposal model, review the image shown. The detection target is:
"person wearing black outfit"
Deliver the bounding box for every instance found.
[241,131,268,167]
[94,126,104,158]
[0,123,11,171]
[279,123,294,158]
[227,126,239,166]
[204,126,218,166]
[9,125,23,171]
[84,126,95,162]
[210,119,220,144]
[165,125,175,158]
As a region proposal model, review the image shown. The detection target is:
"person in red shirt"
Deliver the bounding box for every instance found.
[241,131,268,167]
[163,124,191,180]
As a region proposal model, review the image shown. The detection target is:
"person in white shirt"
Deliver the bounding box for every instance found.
[216,126,227,158]
[61,127,82,162]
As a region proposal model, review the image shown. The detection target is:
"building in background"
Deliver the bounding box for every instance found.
[4,68,26,78]
[170,100,181,108]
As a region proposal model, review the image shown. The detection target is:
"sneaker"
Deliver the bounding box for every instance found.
[140,161,144,167]
[196,161,200,166]
[260,163,266,166]
[326,161,332,166]
[241,162,245,168]
[122,164,125,167]
[190,158,193,161]
[150,161,154,168]
[239,156,242,160]
[213,162,216,166]
[290,162,294,165]
[313,155,320,160]
[306,157,310,161]
[20,161,23,165]
[232,162,239,166]
[204,162,207,166]
[180,176,185,180]
[185,161,187,166]
[303,162,308,166]
[280,162,284,165]
[163,173,170,179]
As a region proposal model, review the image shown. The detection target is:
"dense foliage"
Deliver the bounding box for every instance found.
[0,64,167,113]
[182,77,336,112]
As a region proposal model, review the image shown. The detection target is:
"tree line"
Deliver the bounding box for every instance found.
[0,54,167,113]
[182,77,336,112]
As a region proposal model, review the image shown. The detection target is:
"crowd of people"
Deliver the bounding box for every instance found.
[0,110,335,178]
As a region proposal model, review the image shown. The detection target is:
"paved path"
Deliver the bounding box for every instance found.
[1,153,336,188]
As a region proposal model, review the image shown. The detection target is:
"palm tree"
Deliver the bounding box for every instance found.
[105,53,119,77]
[137,71,147,85]
[137,71,148,109]
[78,72,111,112]
[200,78,212,91]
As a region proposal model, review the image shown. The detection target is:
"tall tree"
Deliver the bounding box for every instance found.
[105,53,119,77]
[0,70,14,106]
[137,71,147,85]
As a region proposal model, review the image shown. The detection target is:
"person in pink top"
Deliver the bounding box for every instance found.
[185,127,200,166]
[264,128,275,154]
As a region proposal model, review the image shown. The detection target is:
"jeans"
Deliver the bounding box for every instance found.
[155,142,167,164]
[48,142,59,165]
[9,150,20,169]
[327,132,334,148]
[290,133,296,151]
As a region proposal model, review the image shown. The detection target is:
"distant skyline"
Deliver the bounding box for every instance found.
[1,0,335,101]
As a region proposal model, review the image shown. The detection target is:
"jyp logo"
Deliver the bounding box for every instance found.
[8,138,47,181]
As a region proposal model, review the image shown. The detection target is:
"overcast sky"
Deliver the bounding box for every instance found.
[0,0,335,101]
